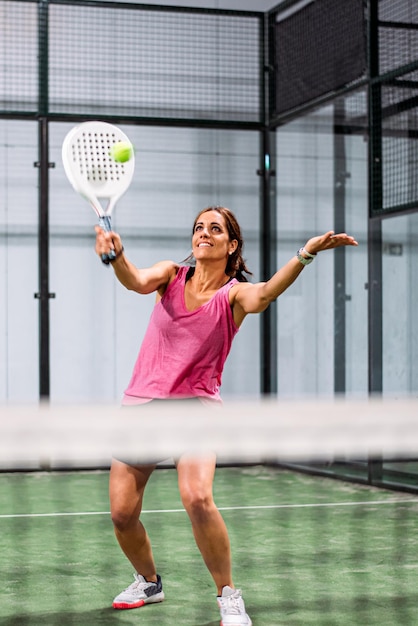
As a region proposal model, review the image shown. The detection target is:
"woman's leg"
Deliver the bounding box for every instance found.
[109,458,157,580]
[176,453,233,595]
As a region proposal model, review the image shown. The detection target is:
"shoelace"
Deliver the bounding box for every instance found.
[221,591,244,615]
[126,574,155,592]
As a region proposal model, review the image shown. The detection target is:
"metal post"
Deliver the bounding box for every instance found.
[259,12,277,395]
[259,129,277,395]
[36,0,53,400]
[333,101,348,394]
[367,0,383,483]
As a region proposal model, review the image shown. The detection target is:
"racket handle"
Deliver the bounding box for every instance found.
[98,216,116,265]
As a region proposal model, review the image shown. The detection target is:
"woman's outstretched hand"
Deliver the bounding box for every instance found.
[305,231,358,255]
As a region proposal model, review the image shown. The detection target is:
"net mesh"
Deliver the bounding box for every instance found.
[1,400,418,623]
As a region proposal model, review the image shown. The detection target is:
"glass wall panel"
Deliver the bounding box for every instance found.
[273,97,369,484]
[381,213,418,484]
[382,214,418,396]
[275,102,368,398]
[0,120,39,402]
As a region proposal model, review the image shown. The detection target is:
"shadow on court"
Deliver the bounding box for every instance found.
[0,609,219,626]
[2,598,418,626]
[0,610,116,626]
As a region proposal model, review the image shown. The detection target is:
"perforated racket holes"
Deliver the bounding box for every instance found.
[73,132,125,182]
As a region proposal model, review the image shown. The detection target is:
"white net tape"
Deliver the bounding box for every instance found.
[1,398,418,469]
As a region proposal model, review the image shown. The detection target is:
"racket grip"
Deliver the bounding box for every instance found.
[98,216,116,265]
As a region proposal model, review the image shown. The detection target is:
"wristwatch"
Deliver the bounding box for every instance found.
[296,247,316,265]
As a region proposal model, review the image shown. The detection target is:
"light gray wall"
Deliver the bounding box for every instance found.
[0,120,39,403]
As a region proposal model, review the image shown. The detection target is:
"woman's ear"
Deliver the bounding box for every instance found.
[229,239,238,255]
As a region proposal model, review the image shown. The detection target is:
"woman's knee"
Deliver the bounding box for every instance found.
[181,490,215,522]
[109,461,153,532]
[111,506,140,532]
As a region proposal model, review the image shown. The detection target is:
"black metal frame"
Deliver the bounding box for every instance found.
[37,0,52,399]
[333,100,348,394]
[367,0,383,397]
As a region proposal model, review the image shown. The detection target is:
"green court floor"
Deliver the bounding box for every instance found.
[0,465,417,625]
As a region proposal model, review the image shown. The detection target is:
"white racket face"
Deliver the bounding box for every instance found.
[62,121,135,217]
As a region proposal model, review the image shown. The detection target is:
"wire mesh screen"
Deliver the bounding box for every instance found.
[371,0,418,213]
[48,2,262,123]
[378,0,418,75]
[0,1,38,114]
[272,0,367,117]
[379,84,418,212]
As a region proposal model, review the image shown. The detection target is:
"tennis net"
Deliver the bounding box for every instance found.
[0,398,417,625]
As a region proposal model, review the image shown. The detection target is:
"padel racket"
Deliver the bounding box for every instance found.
[62,121,135,264]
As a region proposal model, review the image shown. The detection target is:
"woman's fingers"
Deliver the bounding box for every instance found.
[306,231,358,254]
[94,226,115,256]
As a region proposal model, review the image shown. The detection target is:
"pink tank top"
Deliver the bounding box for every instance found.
[123,266,239,403]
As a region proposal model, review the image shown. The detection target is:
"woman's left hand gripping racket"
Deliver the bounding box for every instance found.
[62,121,135,264]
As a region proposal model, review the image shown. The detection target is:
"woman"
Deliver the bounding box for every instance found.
[95,206,358,625]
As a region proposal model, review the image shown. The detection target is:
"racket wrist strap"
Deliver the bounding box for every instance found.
[109,246,124,263]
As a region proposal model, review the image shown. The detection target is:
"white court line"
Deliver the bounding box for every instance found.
[0,498,417,519]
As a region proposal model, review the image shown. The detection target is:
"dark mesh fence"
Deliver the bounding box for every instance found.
[379,84,418,212]
[273,0,367,117]
[379,0,418,75]
[373,0,418,213]
[0,1,262,123]
[0,1,38,113]
[48,3,262,122]
[268,0,418,215]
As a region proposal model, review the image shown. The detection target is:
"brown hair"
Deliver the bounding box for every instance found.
[188,206,252,282]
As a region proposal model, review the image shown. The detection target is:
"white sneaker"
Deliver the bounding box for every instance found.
[112,573,165,610]
[218,586,252,626]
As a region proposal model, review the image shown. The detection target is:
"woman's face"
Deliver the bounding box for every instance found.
[192,210,237,264]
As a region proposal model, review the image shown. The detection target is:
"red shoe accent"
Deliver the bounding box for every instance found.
[113,599,146,610]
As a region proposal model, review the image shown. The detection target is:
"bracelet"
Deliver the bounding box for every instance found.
[109,246,124,263]
[296,247,316,266]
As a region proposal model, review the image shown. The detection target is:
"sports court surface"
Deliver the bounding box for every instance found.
[1,465,417,626]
